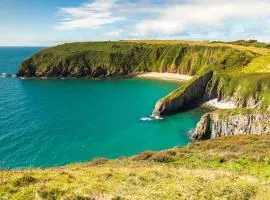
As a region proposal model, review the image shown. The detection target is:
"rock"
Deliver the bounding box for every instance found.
[192,113,212,141]
[152,71,214,116]
[192,111,270,141]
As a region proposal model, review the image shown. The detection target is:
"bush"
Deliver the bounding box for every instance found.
[132,151,155,161]
[151,152,174,163]
[37,188,63,200]
[13,174,37,187]
[89,158,108,166]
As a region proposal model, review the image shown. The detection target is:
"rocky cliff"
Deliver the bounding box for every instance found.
[152,71,214,116]
[192,110,270,141]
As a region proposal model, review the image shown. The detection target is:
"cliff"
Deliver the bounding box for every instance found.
[152,71,214,116]
[192,109,270,141]
[18,41,254,78]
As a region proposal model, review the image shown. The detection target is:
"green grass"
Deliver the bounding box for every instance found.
[1,136,270,200]
[212,40,270,49]
[19,41,256,77]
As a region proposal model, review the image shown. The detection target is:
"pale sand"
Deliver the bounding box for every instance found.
[136,72,192,81]
[202,98,236,109]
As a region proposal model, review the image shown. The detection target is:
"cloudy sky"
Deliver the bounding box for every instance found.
[1,0,270,46]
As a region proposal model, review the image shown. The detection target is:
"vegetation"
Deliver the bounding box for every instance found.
[212,40,270,49]
[19,41,255,78]
[212,108,270,119]
[1,135,270,199]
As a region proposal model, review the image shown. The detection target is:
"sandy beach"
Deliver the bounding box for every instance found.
[202,98,236,109]
[136,72,193,81]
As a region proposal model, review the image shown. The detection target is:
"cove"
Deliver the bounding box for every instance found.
[0,47,205,168]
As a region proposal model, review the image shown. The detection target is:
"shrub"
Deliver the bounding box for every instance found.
[165,150,177,156]
[89,158,109,166]
[13,174,37,187]
[132,151,155,161]
[151,152,174,163]
[37,188,63,200]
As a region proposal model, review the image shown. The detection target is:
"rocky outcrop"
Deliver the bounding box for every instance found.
[152,71,214,116]
[191,113,212,141]
[192,111,270,141]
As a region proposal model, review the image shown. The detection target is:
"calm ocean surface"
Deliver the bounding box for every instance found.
[0,47,205,168]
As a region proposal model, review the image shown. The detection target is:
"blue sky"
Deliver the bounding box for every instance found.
[1,0,270,46]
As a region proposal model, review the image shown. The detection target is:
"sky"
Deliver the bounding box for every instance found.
[0,0,270,46]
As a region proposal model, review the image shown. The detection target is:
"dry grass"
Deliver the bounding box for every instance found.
[1,136,270,200]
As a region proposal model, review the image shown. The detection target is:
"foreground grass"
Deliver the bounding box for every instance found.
[1,135,270,200]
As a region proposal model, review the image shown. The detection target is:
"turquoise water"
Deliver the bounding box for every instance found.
[0,47,205,168]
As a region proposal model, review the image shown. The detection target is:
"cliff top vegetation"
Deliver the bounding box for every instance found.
[1,135,270,199]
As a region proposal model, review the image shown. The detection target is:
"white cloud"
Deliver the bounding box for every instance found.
[104,30,123,37]
[56,0,124,30]
[134,0,270,37]
[55,0,270,41]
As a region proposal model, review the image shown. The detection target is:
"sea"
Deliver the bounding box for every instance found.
[0,47,205,168]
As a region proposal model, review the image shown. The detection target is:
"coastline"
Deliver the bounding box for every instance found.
[136,72,193,82]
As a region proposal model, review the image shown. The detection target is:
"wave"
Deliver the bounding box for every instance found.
[0,73,6,77]
[0,73,17,78]
[188,129,194,135]
[140,115,164,122]
[140,117,153,122]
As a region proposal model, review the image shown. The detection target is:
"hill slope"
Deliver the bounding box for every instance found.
[1,135,270,200]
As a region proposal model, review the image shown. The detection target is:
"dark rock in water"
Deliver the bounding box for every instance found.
[192,113,212,141]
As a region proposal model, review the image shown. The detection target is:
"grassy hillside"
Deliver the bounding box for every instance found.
[1,135,270,200]
[18,41,255,78]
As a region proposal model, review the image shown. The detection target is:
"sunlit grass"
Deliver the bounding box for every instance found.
[1,136,270,199]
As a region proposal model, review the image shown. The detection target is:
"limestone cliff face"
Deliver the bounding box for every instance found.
[152,71,213,116]
[192,111,270,141]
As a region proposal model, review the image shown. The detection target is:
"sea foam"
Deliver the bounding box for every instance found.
[140,117,153,122]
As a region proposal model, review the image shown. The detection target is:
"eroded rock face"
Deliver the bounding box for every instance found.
[192,112,270,141]
[192,114,212,141]
[211,114,270,138]
[152,71,214,116]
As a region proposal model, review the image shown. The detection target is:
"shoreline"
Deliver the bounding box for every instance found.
[136,72,193,82]
[201,98,236,109]
[17,72,193,82]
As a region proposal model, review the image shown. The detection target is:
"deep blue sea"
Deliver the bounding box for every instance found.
[0,47,205,168]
